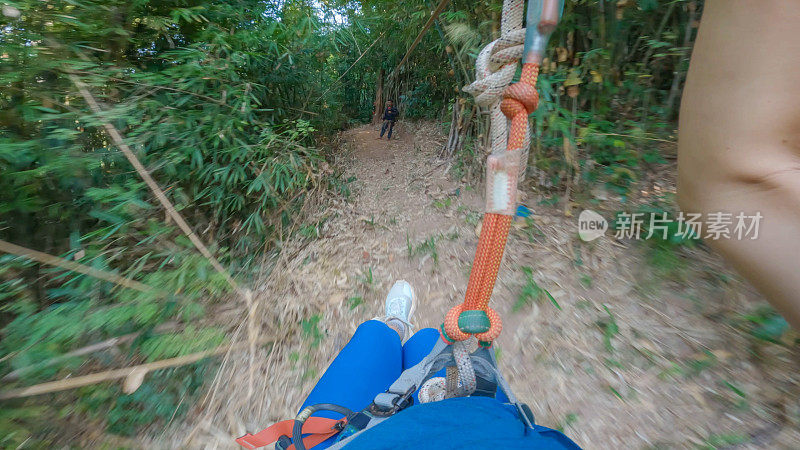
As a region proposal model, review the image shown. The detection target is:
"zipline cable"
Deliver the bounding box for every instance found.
[389,0,452,78]
[314,31,386,103]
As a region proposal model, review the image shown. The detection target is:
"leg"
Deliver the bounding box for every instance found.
[387,121,395,139]
[300,320,402,420]
[295,282,413,448]
[402,328,444,405]
[677,1,800,328]
[402,327,441,370]
[380,120,388,138]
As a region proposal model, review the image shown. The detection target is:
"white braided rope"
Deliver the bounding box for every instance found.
[418,376,447,403]
[418,340,476,403]
[463,0,532,178]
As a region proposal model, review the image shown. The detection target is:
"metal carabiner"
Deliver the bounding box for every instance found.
[523,0,565,64]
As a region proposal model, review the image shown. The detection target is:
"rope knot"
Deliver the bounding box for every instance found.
[442,304,503,344]
[463,0,527,107]
[500,82,539,119]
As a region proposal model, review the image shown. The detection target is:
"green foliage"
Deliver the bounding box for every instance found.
[432,197,453,210]
[301,314,324,348]
[612,200,700,279]
[139,326,226,362]
[300,222,323,239]
[0,405,48,449]
[461,209,482,226]
[451,137,483,181]
[411,236,439,264]
[516,217,545,244]
[83,363,211,436]
[514,266,560,312]
[735,306,791,345]
[696,433,750,449]
[555,413,578,433]
[357,267,374,287]
[346,296,364,310]
[597,305,619,353]
[659,350,717,380]
[330,174,356,199]
[437,1,700,196]
[0,0,341,441]
[683,350,717,378]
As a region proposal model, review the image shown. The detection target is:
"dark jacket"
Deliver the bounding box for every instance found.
[382,106,399,122]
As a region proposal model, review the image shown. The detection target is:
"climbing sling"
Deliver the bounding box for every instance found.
[236,1,564,448]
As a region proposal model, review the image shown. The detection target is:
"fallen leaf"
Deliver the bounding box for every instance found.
[711,350,733,361]
[567,85,580,98]
[564,70,582,87]
[556,47,568,62]
[123,368,148,394]
[328,293,345,304]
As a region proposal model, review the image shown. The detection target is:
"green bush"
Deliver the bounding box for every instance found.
[0,0,339,442]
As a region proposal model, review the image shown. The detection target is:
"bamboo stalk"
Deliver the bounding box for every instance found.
[69,75,251,307]
[1,322,180,382]
[314,31,386,104]
[391,0,452,77]
[0,239,153,293]
[0,338,272,400]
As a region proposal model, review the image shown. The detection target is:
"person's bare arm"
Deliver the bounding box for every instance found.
[678,0,800,328]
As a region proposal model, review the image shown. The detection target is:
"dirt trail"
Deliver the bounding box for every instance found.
[171,123,799,449]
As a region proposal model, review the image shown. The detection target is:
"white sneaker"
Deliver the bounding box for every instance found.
[379,280,416,341]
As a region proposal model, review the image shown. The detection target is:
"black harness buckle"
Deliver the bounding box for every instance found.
[368,385,415,417]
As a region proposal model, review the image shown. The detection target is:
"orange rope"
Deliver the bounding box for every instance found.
[443,63,540,345]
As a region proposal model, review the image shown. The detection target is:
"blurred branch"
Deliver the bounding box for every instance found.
[68,70,234,108]
[0,239,154,293]
[1,322,181,382]
[390,0,452,78]
[0,338,272,400]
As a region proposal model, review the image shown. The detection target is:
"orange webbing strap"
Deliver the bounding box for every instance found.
[442,63,540,347]
[236,417,346,449]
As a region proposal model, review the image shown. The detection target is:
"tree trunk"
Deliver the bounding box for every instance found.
[373,68,384,124]
[665,1,698,119]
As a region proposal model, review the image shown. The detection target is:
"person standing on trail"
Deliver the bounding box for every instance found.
[378,100,399,140]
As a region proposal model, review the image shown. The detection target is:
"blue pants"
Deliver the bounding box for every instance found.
[380,120,395,139]
[300,321,439,416]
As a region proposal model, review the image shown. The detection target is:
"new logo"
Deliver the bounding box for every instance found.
[578,210,608,242]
